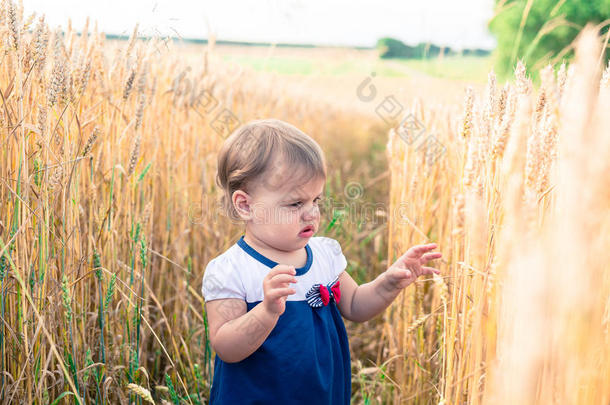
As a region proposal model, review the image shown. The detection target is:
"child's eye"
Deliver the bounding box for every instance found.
[288,197,321,208]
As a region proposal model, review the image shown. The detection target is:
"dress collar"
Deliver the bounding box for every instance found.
[236,234,313,276]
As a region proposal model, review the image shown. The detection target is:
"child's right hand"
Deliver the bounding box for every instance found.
[262,264,297,316]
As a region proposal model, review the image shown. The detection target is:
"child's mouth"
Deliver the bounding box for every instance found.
[298,225,315,238]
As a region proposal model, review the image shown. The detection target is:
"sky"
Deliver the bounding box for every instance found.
[23,0,497,50]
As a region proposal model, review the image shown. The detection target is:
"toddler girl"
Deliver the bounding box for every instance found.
[201,118,442,404]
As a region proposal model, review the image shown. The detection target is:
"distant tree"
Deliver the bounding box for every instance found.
[376,37,457,59]
[377,37,410,58]
[462,48,492,57]
[489,0,610,79]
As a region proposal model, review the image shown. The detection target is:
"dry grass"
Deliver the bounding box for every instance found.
[383,25,610,404]
[0,5,390,404]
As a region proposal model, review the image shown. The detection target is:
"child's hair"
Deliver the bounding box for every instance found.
[215,118,327,221]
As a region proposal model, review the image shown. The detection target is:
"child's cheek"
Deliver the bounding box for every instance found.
[254,205,270,224]
[284,210,299,226]
[275,206,292,225]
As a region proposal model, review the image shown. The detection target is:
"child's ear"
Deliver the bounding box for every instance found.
[232,190,253,221]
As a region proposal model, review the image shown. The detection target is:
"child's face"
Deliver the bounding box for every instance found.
[238,169,325,252]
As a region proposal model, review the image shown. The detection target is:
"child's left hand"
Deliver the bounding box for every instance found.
[383,243,442,292]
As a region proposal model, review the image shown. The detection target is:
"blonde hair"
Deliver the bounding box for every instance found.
[215,118,327,221]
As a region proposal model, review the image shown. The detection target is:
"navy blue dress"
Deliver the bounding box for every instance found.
[201,235,351,404]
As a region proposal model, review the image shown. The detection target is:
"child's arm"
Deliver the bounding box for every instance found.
[337,243,442,323]
[336,271,402,322]
[205,264,297,363]
[206,298,280,363]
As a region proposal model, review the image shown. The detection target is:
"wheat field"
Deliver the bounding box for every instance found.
[0,1,609,404]
[381,25,610,404]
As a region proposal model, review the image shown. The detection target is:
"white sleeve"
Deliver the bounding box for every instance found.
[323,237,347,278]
[201,255,246,302]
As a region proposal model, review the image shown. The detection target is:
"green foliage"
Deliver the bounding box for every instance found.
[377,37,491,60]
[103,272,117,313]
[139,235,147,269]
[377,37,408,58]
[93,249,102,280]
[165,373,181,404]
[83,348,93,385]
[376,37,449,59]
[489,0,610,79]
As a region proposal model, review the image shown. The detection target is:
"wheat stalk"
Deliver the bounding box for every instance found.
[126,383,155,404]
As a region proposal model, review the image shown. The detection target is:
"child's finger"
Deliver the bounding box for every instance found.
[421,252,442,262]
[269,287,296,299]
[267,265,296,279]
[269,274,297,286]
[406,243,438,257]
[422,266,440,275]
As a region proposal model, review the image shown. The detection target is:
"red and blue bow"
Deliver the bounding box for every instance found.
[306,276,341,308]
